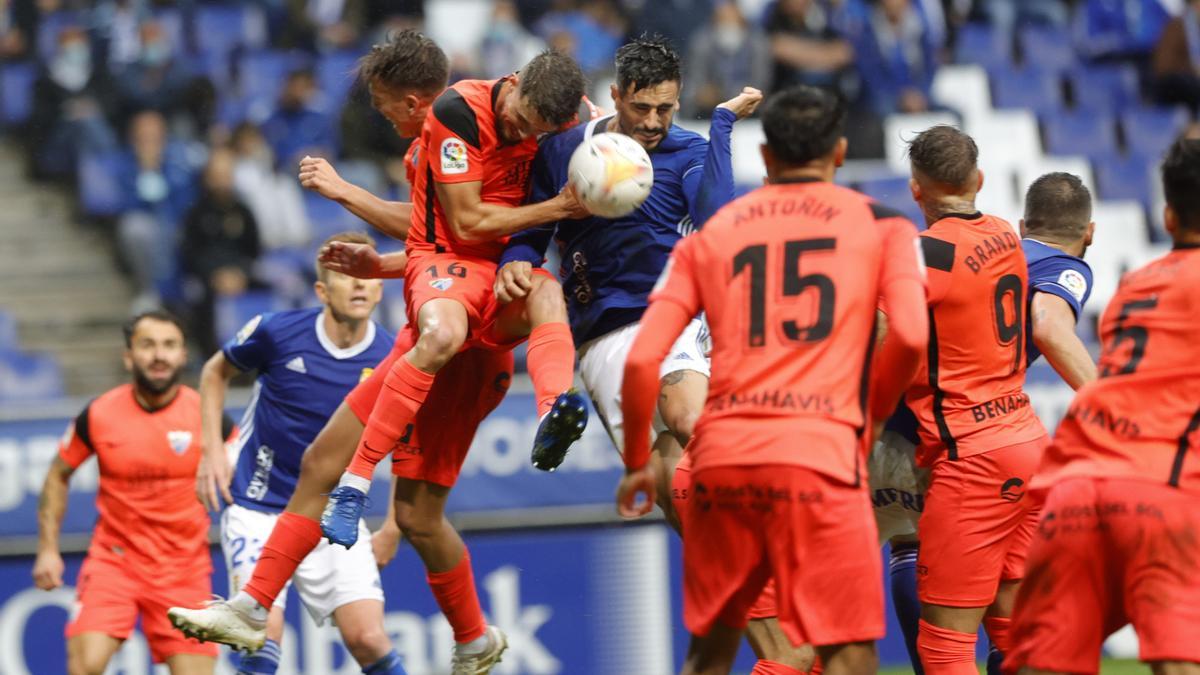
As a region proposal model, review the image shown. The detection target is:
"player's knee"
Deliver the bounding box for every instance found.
[67,651,109,675]
[663,405,699,444]
[393,505,438,544]
[526,275,568,323]
[414,323,465,369]
[298,442,342,491]
[341,624,391,663]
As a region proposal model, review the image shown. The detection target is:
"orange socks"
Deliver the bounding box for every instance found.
[526,322,575,417]
[918,619,979,674]
[347,358,435,479]
[426,548,487,644]
[243,512,322,609]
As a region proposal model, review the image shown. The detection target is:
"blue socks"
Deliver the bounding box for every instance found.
[890,542,924,675]
[363,649,407,675]
[987,642,1005,675]
[237,639,281,675]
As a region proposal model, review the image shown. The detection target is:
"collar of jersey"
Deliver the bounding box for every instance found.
[315,312,377,360]
[772,176,823,184]
[934,211,983,223]
[1174,241,1200,250]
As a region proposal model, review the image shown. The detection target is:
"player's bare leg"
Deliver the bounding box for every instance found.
[331,599,393,666]
[817,641,878,675]
[495,273,587,470]
[393,478,508,672]
[682,621,744,675]
[651,432,684,530]
[66,633,122,675]
[746,619,817,673]
[163,653,216,675]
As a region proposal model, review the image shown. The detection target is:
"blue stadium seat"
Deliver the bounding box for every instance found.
[304,191,366,241]
[77,151,129,218]
[0,351,65,403]
[857,177,924,228]
[1042,110,1118,161]
[1122,106,1190,161]
[238,50,311,110]
[0,311,18,353]
[0,61,35,126]
[1094,152,1153,206]
[1017,25,1075,72]
[194,4,255,57]
[318,51,361,107]
[1070,65,1140,111]
[214,290,285,346]
[954,23,1012,70]
[991,67,1062,115]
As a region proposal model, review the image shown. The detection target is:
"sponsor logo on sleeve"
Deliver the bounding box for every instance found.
[440,138,469,175]
[1057,269,1087,302]
[236,314,263,345]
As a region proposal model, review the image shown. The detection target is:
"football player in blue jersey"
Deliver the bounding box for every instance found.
[188,232,406,675]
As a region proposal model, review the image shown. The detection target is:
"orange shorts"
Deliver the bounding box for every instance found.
[682,463,884,647]
[673,453,779,620]
[67,554,217,663]
[345,325,512,487]
[917,435,1049,606]
[1004,477,1200,674]
[405,252,552,352]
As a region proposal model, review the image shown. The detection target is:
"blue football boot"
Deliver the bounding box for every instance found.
[530,389,588,472]
[320,485,368,548]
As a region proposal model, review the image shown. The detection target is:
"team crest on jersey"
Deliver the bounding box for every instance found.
[430,277,454,291]
[441,138,468,175]
[236,314,263,345]
[1057,269,1087,302]
[167,430,193,455]
[360,367,374,383]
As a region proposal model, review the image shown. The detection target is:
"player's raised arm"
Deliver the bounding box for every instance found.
[299,156,413,240]
[197,351,242,511]
[685,86,764,228]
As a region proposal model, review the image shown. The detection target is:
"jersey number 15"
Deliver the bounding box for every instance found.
[733,238,837,348]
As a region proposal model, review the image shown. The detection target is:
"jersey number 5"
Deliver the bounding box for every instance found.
[733,238,836,348]
[1100,297,1158,377]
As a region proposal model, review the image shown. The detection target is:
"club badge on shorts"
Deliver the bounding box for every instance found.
[167,430,194,455]
[430,277,454,291]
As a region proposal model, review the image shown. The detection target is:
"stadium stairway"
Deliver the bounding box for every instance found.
[0,139,132,397]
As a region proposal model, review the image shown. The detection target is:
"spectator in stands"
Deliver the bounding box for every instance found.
[848,0,941,115]
[115,109,197,310]
[181,147,261,355]
[260,67,336,170]
[1152,0,1200,110]
[95,0,149,71]
[983,0,1069,37]
[230,122,311,250]
[278,0,366,52]
[1074,0,1172,63]
[627,0,715,50]
[535,0,627,76]
[479,0,547,80]
[29,25,117,180]
[765,0,855,94]
[111,20,195,130]
[0,0,35,61]
[683,1,772,118]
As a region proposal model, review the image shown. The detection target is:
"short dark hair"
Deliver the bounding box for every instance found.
[1162,137,1200,231]
[1023,173,1092,242]
[123,309,186,348]
[358,29,449,95]
[316,231,377,281]
[614,35,681,95]
[760,85,846,166]
[907,125,979,187]
[518,50,587,127]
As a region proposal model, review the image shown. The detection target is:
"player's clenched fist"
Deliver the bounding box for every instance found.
[32,550,65,590]
[320,240,385,279]
[717,86,765,120]
[299,155,349,201]
[615,465,657,519]
[494,261,534,303]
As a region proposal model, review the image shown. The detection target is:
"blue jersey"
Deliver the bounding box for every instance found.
[500,108,737,346]
[1022,238,1093,365]
[224,307,394,512]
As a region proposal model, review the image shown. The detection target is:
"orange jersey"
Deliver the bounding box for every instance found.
[1035,244,1200,492]
[407,77,538,260]
[59,385,230,581]
[648,179,924,481]
[907,213,1046,464]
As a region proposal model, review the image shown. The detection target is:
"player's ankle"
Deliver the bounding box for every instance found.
[455,631,490,654]
[337,472,371,494]
[230,591,269,623]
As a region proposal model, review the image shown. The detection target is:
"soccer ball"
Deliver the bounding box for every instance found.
[568,132,654,219]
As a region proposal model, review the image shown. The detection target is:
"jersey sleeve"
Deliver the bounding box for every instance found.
[683,107,737,229]
[58,402,96,469]
[919,227,957,305]
[648,234,703,316]
[1029,256,1093,321]
[873,204,927,291]
[222,313,274,372]
[428,91,486,185]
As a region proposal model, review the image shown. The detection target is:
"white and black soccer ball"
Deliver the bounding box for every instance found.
[567,132,654,219]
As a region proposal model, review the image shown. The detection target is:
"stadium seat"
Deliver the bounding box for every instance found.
[730,119,767,186]
[966,110,1043,171]
[1017,24,1076,72]
[1086,201,1163,313]
[214,290,286,346]
[931,64,991,120]
[857,176,924,226]
[991,68,1063,115]
[0,61,35,126]
[77,151,129,218]
[1094,152,1153,206]
[304,191,367,241]
[953,23,1012,70]
[0,351,65,403]
[193,3,267,57]
[882,112,959,174]
[1121,106,1190,161]
[0,311,18,353]
[238,50,312,110]
[1015,156,1096,200]
[425,0,493,57]
[318,51,362,107]
[1069,65,1140,112]
[1041,110,1118,161]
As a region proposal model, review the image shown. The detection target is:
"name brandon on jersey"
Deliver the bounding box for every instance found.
[731,195,840,226]
[969,392,1031,422]
[964,230,1020,273]
[1063,401,1142,439]
[709,389,834,415]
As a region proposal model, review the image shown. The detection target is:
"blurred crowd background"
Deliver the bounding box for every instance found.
[0,0,1194,401]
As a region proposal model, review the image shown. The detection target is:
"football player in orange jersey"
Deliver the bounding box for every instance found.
[34,311,230,675]
[1003,139,1200,675]
[901,126,1050,674]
